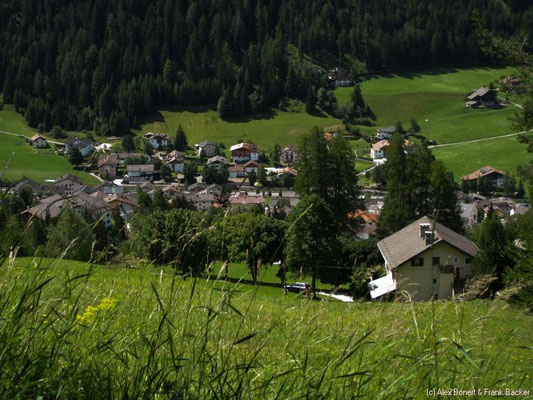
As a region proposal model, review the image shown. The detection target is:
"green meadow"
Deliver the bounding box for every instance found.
[0,134,98,184]
[139,101,342,151]
[336,66,519,144]
[432,136,532,179]
[0,256,531,398]
[0,104,38,137]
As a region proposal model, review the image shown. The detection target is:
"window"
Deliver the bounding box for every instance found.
[410,257,424,267]
[432,257,440,266]
[433,279,437,284]
[453,257,459,264]
[465,257,472,265]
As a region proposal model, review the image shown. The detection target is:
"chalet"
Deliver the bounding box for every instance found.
[160,184,183,199]
[126,164,155,180]
[461,166,505,192]
[94,181,124,195]
[10,179,52,196]
[277,167,298,177]
[98,155,119,179]
[371,140,389,161]
[327,67,351,87]
[51,174,85,196]
[207,155,228,169]
[24,192,112,227]
[65,137,94,157]
[164,150,185,173]
[103,193,138,217]
[29,134,48,148]
[465,87,498,108]
[376,126,396,140]
[187,182,208,194]
[197,140,218,157]
[279,145,297,164]
[230,142,259,164]
[145,133,170,150]
[376,216,478,301]
[459,203,478,228]
[348,209,378,240]
[499,76,524,94]
[197,184,223,197]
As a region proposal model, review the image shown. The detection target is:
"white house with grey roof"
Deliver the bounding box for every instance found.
[376,216,478,301]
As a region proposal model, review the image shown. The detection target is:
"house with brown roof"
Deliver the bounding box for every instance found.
[230,142,260,164]
[376,216,478,301]
[461,166,506,192]
[65,137,94,157]
[465,87,498,108]
[29,134,49,148]
[145,133,170,150]
[327,67,351,87]
[126,164,155,181]
[51,174,85,196]
[228,192,266,209]
[164,150,185,172]
[98,155,119,179]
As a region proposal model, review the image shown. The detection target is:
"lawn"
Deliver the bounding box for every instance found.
[336,66,520,144]
[0,134,98,184]
[138,101,343,152]
[1,256,531,398]
[0,104,38,137]
[432,135,532,180]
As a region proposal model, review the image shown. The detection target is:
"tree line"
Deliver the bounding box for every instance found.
[1,0,532,134]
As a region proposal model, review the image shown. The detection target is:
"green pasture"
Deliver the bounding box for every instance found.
[0,134,98,184]
[0,256,531,398]
[337,66,520,144]
[432,135,531,179]
[0,104,37,137]
[138,101,342,151]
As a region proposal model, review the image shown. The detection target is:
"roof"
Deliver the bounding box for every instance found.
[461,166,505,181]
[377,216,478,270]
[24,192,111,219]
[459,203,477,218]
[348,209,378,223]
[127,164,155,173]
[104,193,138,207]
[145,132,170,140]
[281,145,296,153]
[467,87,494,100]
[98,155,119,167]
[30,134,47,142]
[372,140,390,151]
[243,160,260,168]
[229,192,266,205]
[277,167,298,176]
[55,174,84,184]
[65,137,93,147]
[199,139,216,147]
[165,150,184,163]
[377,126,395,134]
[230,142,259,153]
[207,155,228,165]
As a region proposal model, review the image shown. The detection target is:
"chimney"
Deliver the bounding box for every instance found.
[419,223,430,238]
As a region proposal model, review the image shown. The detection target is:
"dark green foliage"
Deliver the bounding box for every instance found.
[130,209,209,273]
[285,195,340,294]
[305,87,316,114]
[68,147,84,166]
[51,126,67,139]
[45,209,95,261]
[409,117,421,133]
[202,165,228,185]
[174,125,188,151]
[121,134,135,152]
[184,165,198,185]
[475,211,509,279]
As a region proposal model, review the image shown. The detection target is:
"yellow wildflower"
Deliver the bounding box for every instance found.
[76,297,116,324]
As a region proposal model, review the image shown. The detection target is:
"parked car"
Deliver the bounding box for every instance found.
[284,282,310,293]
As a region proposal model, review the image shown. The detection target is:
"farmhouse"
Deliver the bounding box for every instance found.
[229,192,266,209]
[29,134,48,148]
[376,216,478,301]
[164,150,185,173]
[10,179,51,196]
[376,126,396,140]
[145,133,170,150]
[94,181,124,195]
[197,140,218,157]
[98,155,119,179]
[126,164,155,180]
[461,165,505,192]
[228,165,246,178]
[279,145,297,164]
[103,193,138,217]
[65,137,94,157]
[327,67,351,87]
[371,140,389,161]
[459,202,478,228]
[185,193,217,211]
[465,87,498,108]
[230,142,259,164]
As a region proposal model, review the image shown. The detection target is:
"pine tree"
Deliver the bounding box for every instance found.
[410,116,421,133]
[305,86,316,114]
[174,125,188,151]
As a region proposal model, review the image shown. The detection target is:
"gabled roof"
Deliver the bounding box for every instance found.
[243,160,260,168]
[372,139,390,151]
[30,134,47,142]
[467,87,494,100]
[207,155,228,165]
[461,166,505,181]
[65,137,93,147]
[281,145,296,153]
[127,164,155,173]
[377,126,395,134]
[230,142,259,152]
[377,216,478,270]
[165,150,184,163]
[98,155,119,167]
[199,139,216,147]
[55,174,84,184]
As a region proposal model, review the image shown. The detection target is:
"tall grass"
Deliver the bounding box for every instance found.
[0,255,531,399]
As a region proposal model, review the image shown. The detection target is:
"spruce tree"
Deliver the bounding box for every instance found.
[174,125,188,151]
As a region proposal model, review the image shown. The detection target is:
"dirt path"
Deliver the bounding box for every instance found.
[0,129,65,146]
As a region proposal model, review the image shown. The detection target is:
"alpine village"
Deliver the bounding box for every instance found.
[0,1,532,398]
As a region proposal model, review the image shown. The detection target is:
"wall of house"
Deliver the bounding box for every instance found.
[394,242,474,301]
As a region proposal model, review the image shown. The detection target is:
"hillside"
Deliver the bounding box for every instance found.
[1,257,531,398]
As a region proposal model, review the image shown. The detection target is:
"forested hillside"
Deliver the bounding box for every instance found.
[1,0,532,135]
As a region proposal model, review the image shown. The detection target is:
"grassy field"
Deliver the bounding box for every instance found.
[432,136,531,179]
[0,104,38,137]
[0,134,98,184]
[337,66,519,144]
[138,101,342,151]
[0,256,531,398]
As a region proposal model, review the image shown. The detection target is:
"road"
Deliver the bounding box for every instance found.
[428,129,532,149]
[0,129,65,146]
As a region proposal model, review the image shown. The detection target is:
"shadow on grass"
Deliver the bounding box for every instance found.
[362,64,511,81]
